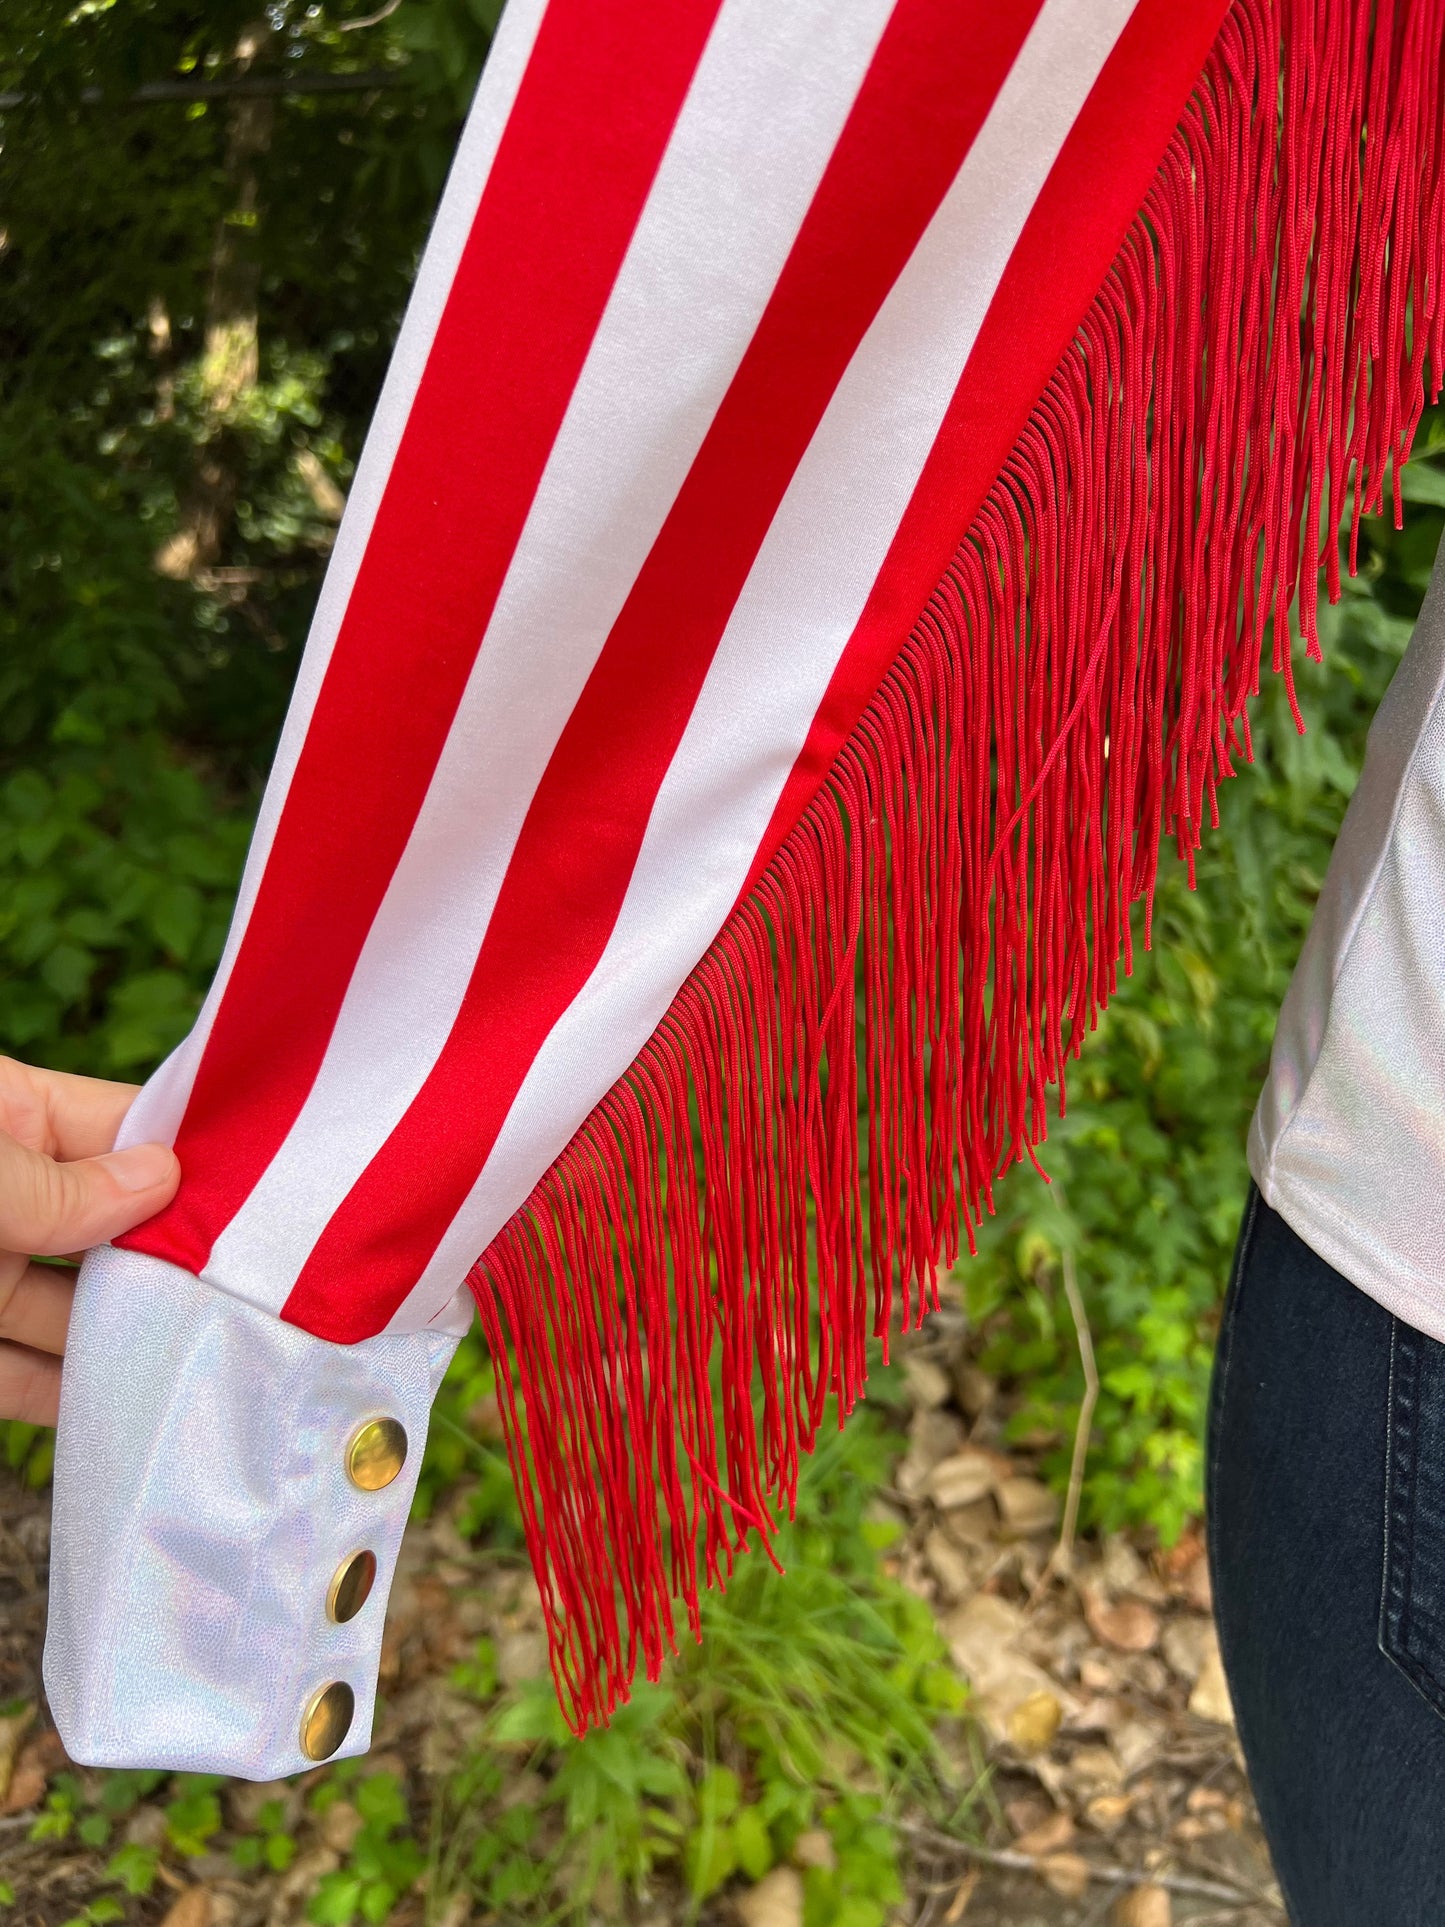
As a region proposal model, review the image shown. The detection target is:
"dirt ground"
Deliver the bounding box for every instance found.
[0,1322,1287,1927]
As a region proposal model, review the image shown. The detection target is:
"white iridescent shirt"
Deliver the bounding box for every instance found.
[1251,532,1445,1339]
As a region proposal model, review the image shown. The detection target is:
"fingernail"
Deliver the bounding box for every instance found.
[98,1143,177,1193]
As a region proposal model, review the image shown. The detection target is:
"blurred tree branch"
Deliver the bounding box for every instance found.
[0,70,403,109]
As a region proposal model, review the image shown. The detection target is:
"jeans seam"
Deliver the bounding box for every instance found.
[1375,1320,1445,1726]
[1204,1189,1310,1927]
[1379,1318,1403,1664]
[1207,1183,1260,1517]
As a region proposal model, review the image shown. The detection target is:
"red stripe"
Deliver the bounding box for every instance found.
[283,0,1046,1339]
[121,0,725,1277]
[743,0,1231,895]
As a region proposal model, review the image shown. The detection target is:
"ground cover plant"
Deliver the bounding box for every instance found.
[4,3,1445,1921]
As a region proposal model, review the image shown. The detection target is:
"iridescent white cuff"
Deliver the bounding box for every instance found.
[43,1244,467,1779]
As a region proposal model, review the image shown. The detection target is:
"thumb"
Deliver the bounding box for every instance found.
[0,1132,180,1258]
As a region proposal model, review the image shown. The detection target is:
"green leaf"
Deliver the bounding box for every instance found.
[733,1805,774,1881]
[307,1874,364,1926]
[696,1765,741,1826]
[1400,462,1445,506]
[148,881,204,960]
[264,1832,298,1872]
[354,1772,407,1832]
[683,1823,736,1901]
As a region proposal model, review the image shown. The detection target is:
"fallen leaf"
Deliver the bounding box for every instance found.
[319,1800,363,1854]
[1,1760,45,1815]
[897,1410,968,1498]
[466,1390,505,1439]
[227,1778,297,1830]
[1005,1795,1054,1837]
[1,1726,62,1815]
[0,1705,34,1806]
[996,1476,1061,1536]
[1063,1745,1124,1796]
[1065,1694,1125,1738]
[1172,1815,1223,1843]
[1184,1556,1214,1613]
[1160,1531,1214,1613]
[1185,1785,1229,1815]
[1085,1793,1133,1834]
[736,1867,804,1927]
[1008,1691,1063,1756]
[1158,1527,1204,1578]
[1111,1718,1158,1776]
[954,1362,997,1416]
[125,1806,169,1849]
[940,1498,999,1545]
[1101,1535,1147,1594]
[1078,1655,1118,1694]
[1083,1589,1160,1653]
[1113,1883,1171,1927]
[1188,1632,1235,1725]
[1039,1852,1092,1900]
[942,1866,980,1923]
[943,1588,1020,1658]
[496,1629,549,1687]
[903,1356,952,1409]
[1161,1615,1212,1684]
[924,1528,975,1603]
[789,1829,835,1871]
[1012,1811,1076,1856]
[160,1889,212,1927]
[268,1847,341,1920]
[928,1449,1001,1510]
[943,1593,1071,1744]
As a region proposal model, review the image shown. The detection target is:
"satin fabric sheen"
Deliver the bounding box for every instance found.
[1252,532,1445,1340]
[43,1245,464,1778]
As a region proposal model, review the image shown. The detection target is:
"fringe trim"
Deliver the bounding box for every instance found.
[470,0,1445,1733]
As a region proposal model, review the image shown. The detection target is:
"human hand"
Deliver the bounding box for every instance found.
[0,1057,179,1425]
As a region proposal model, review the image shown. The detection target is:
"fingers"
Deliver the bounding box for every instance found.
[0,1251,76,1356]
[0,1341,61,1426]
[0,1056,140,1161]
[0,1132,180,1258]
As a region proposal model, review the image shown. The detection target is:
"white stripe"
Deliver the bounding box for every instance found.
[206,0,900,1315]
[116,0,549,1155]
[395,0,1139,1327]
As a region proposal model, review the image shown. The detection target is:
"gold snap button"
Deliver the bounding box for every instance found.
[300,1680,355,1761]
[346,1417,407,1491]
[326,1549,378,1625]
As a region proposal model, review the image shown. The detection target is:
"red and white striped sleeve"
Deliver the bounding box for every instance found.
[43,0,1228,1775]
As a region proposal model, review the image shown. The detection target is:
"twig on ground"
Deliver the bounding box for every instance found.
[1026,1233,1098,1608]
[899,1824,1264,1907]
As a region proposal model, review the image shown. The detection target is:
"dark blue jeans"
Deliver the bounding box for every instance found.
[1209,1187,1445,1925]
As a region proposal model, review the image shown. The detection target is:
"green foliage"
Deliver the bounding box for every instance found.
[7,9,1445,1924]
[409,1327,525,1543]
[964,407,1445,1541]
[426,1394,960,1922]
[0,0,496,1086]
[2,9,961,1925]
[306,1771,426,1926]
[16,1425,951,1927]
[0,0,491,1487]
[162,1775,227,1857]
[230,1796,299,1874]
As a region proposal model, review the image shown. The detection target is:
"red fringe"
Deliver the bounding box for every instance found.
[470,0,1445,1733]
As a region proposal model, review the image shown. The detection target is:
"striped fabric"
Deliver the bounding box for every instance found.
[115,0,1226,1343]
